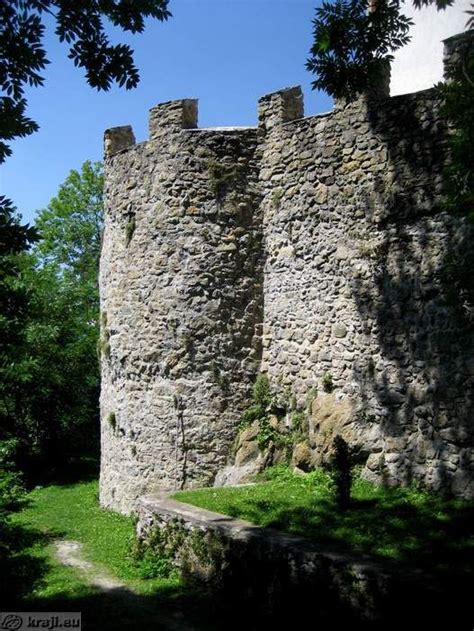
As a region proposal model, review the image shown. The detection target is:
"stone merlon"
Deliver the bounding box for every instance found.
[258,86,304,130]
[103,125,136,159]
[149,98,198,140]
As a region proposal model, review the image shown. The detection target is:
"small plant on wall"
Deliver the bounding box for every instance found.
[240,373,278,448]
[240,374,272,427]
[271,188,284,208]
[107,411,117,433]
[98,311,111,360]
[210,361,229,391]
[321,371,334,393]
[125,214,136,246]
[240,374,303,450]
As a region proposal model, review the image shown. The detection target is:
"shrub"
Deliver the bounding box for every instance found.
[253,373,272,407]
[0,440,24,516]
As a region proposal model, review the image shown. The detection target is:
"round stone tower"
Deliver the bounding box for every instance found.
[99,99,263,513]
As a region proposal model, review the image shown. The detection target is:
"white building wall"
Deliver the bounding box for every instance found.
[390,0,470,95]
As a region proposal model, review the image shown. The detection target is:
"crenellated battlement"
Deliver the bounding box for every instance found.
[104,30,471,163]
[100,32,474,514]
[258,86,305,130]
[149,98,198,139]
[104,85,311,160]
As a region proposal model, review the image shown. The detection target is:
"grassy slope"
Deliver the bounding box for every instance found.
[175,466,474,572]
[11,479,179,597]
[6,479,217,631]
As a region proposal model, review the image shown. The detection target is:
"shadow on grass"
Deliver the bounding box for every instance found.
[236,491,474,570]
[214,487,474,625]
[17,587,223,631]
[189,486,473,627]
[0,520,51,604]
[15,587,384,631]
[1,517,223,630]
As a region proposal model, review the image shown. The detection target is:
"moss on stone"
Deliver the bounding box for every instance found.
[125,216,136,246]
[107,411,116,432]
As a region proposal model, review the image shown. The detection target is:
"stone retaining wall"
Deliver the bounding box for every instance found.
[136,494,470,628]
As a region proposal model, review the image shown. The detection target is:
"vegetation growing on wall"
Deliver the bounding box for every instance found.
[131,521,180,579]
[107,412,117,433]
[206,160,247,199]
[239,375,308,451]
[240,374,279,449]
[211,361,230,392]
[99,311,111,359]
[321,371,334,393]
[133,517,227,585]
[125,215,136,246]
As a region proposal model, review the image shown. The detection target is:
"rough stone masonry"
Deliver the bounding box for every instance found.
[100,32,473,513]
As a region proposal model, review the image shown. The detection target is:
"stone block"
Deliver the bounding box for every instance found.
[149,98,198,140]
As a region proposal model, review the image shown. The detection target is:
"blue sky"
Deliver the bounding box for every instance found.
[2,0,332,225]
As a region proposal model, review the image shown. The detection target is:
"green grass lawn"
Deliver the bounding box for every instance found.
[5,478,215,630]
[11,479,181,595]
[175,466,474,574]
[4,466,473,629]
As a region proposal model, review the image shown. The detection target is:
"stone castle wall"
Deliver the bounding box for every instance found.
[100,33,473,513]
[258,87,472,496]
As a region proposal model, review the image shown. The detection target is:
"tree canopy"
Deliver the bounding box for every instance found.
[0,162,104,481]
[35,160,103,284]
[0,0,171,164]
[307,0,473,220]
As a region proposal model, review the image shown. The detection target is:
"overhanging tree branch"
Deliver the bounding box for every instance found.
[0,0,171,164]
